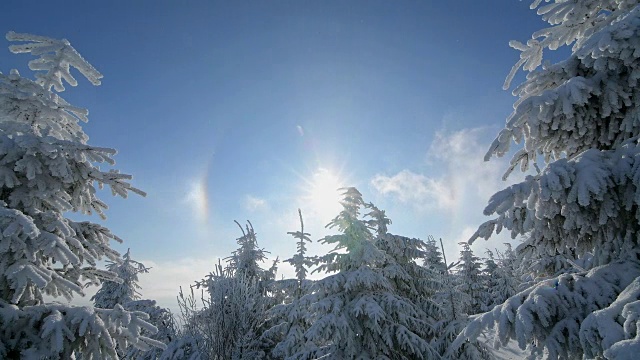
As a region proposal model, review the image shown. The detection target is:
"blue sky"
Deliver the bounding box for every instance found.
[1,1,545,310]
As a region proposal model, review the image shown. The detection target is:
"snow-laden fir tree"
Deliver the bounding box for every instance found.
[181,221,277,359]
[285,187,442,359]
[366,203,442,319]
[0,32,163,359]
[226,221,271,282]
[92,248,148,309]
[423,235,447,274]
[365,204,490,359]
[186,261,265,359]
[418,242,489,360]
[284,209,314,298]
[91,249,177,360]
[481,248,519,312]
[480,252,500,312]
[454,243,486,316]
[262,209,315,359]
[454,2,640,359]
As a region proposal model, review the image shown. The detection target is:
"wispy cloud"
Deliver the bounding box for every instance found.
[371,170,456,211]
[243,195,268,212]
[371,127,505,214]
[370,126,523,257]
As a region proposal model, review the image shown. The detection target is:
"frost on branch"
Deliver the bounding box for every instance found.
[0,32,158,357]
[490,4,640,176]
[7,31,102,93]
[463,2,640,359]
[455,261,640,360]
[471,140,640,271]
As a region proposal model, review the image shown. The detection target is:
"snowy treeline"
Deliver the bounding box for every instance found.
[6,0,640,359]
[169,188,522,359]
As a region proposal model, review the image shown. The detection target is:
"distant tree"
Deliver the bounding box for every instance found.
[455,243,486,316]
[481,248,519,311]
[178,221,276,359]
[423,235,447,274]
[92,249,177,360]
[455,2,640,359]
[92,249,149,309]
[262,209,315,359]
[0,32,162,358]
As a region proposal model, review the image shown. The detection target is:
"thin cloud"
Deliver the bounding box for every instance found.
[243,195,268,212]
[370,126,526,256]
[371,127,506,213]
[371,170,456,211]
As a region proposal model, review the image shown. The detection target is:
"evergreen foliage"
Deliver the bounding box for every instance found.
[456,2,640,358]
[285,188,441,359]
[262,210,315,359]
[0,32,162,359]
[92,249,149,309]
[482,247,520,311]
[423,235,446,274]
[177,222,277,359]
[455,243,486,316]
[91,249,177,359]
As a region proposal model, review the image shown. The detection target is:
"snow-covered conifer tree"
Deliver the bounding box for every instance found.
[455,243,486,315]
[92,249,148,309]
[262,210,315,359]
[423,235,447,274]
[91,250,177,359]
[180,222,276,359]
[0,32,162,358]
[285,209,314,298]
[481,249,519,311]
[289,187,441,359]
[366,202,442,316]
[226,221,274,286]
[455,2,640,358]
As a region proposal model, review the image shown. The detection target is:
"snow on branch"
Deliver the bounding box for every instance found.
[6,31,102,93]
[453,261,640,359]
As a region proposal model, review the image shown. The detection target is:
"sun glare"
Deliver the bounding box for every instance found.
[304,168,344,222]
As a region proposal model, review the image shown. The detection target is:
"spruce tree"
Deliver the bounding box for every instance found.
[454,243,486,316]
[455,2,640,359]
[0,32,162,358]
[92,249,176,360]
[92,249,148,309]
[481,249,519,312]
[262,209,315,359]
[182,221,276,359]
[289,188,441,359]
[423,235,446,275]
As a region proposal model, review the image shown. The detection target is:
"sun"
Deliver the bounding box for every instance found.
[303,168,344,222]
